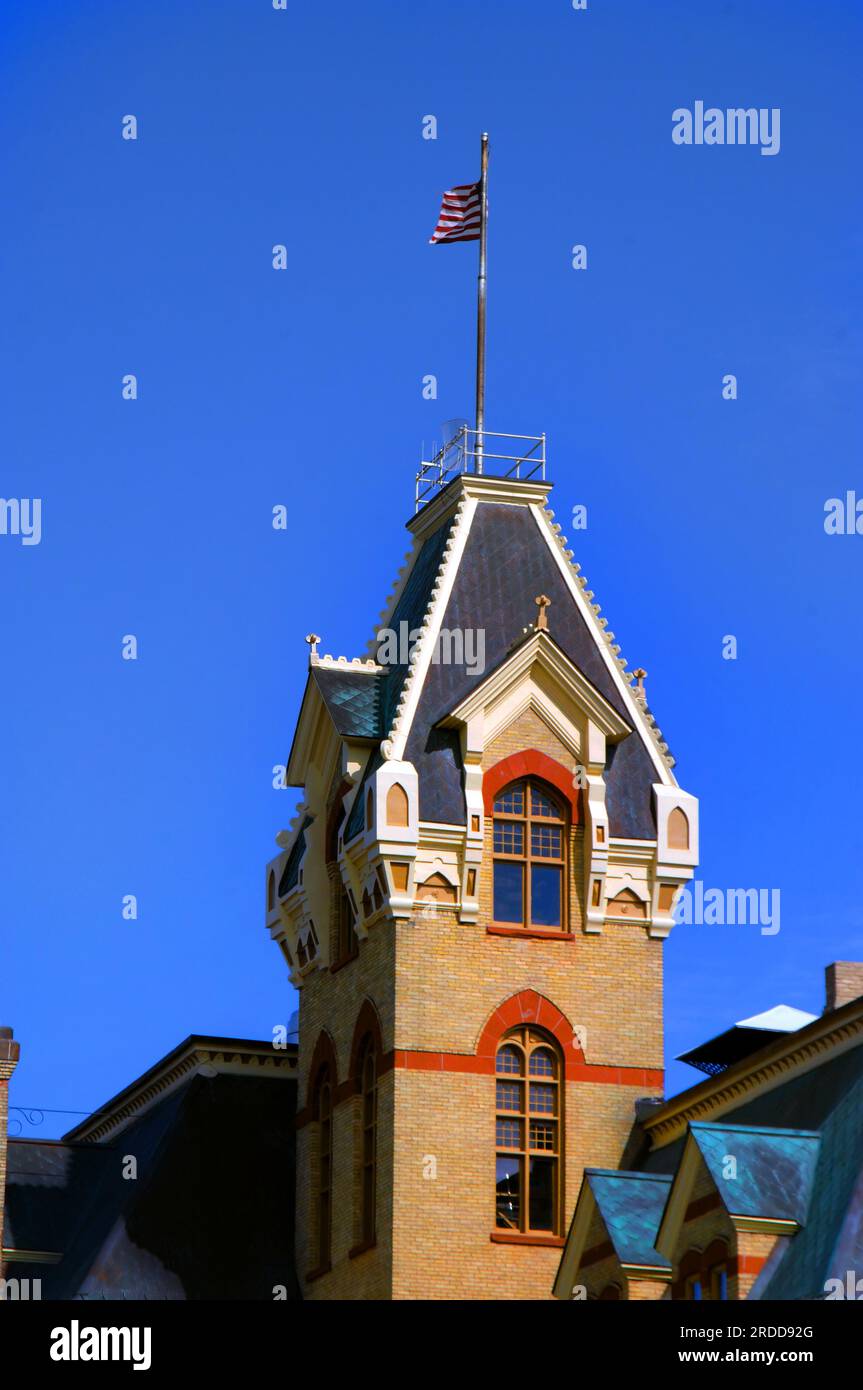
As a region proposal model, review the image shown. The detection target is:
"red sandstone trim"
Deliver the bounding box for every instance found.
[482,749,583,821]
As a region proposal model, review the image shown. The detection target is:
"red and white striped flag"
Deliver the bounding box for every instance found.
[429,181,481,244]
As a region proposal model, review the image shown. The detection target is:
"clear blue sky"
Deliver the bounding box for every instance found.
[2,0,861,1134]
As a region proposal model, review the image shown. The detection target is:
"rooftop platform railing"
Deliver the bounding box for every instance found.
[415,427,546,511]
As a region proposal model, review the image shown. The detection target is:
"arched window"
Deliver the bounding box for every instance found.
[333,886,357,967]
[493,779,567,930]
[358,1037,377,1245]
[314,1068,333,1270]
[495,1027,562,1235]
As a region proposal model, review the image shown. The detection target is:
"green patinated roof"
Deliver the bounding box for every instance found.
[587,1170,672,1269]
[690,1122,820,1225]
[278,816,313,895]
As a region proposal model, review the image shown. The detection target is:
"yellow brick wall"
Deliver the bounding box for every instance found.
[296,708,665,1300]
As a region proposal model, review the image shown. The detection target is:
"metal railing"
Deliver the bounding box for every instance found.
[415,427,546,511]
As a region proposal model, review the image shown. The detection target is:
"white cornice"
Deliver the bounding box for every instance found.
[409,473,552,544]
[386,496,477,762]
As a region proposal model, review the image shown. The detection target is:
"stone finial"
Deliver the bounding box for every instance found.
[535,594,551,631]
[305,633,321,661]
[633,668,647,700]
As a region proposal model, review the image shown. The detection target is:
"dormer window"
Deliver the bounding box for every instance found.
[492,779,566,930]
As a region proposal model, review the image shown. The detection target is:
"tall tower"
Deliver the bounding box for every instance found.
[266,456,698,1300]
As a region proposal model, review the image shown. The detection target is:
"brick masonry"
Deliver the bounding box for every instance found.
[296,708,665,1300]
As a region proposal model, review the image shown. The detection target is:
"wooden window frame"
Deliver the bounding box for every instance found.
[332,884,358,971]
[494,1026,563,1238]
[492,778,568,933]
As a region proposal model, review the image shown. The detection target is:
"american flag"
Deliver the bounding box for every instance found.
[429,181,481,244]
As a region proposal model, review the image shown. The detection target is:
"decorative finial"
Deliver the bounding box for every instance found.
[305,633,320,661]
[633,668,647,700]
[535,594,551,631]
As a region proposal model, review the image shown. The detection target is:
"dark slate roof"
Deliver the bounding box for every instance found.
[310,665,382,740]
[4,1071,299,1300]
[278,815,313,895]
[586,1170,672,1268]
[377,515,455,735]
[690,1122,820,1225]
[403,502,657,837]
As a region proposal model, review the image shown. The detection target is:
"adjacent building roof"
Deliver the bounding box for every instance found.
[4,1037,299,1300]
[678,1005,818,1076]
[586,1170,672,1268]
[688,1121,820,1224]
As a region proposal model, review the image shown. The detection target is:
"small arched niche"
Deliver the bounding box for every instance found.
[667,807,690,850]
[386,782,409,828]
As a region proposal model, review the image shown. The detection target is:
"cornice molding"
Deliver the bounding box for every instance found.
[63,1039,297,1145]
[645,1001,863,1149]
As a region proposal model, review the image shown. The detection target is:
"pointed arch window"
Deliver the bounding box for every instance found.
[358,1036,377,1245]
[495,1027,562,1235]
[314,1068,333,1271]
[493,779,567,930]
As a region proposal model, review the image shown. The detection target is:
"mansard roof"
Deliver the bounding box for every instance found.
[296,473,680,841]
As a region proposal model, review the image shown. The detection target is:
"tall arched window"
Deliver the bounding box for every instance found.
[314,1068,333,1270]
[493,779,567,930]
[358,1037,377,1244]
[495,1027,562,1235]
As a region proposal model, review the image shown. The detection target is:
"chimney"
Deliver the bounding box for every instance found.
[0,1027,21,1277]
[824,963,863,1013]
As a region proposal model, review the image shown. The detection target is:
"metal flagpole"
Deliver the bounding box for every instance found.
[474,132,489,474]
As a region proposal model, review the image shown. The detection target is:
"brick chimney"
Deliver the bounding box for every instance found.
[0,1027,21,1276]
[825,963,863,1013]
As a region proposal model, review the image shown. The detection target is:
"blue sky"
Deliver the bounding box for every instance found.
[1,0,861,1134]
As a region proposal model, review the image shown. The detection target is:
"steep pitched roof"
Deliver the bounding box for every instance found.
[586,1170,672,1268]
[310,665,382,740]
[689,1122,820,1224]
[391,491,671,835]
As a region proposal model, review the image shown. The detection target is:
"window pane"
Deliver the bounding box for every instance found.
[529,1083,556,1115]
[494,820,524,855]
[494,862,524,923]
[494,786,524,815]
[496,1156,521,1229]
[496,1079,523,1111]
[528,1048,556,1078]
[530,787,561,818]
[530,866,561,926]
[496,1117,523,1149]
[529,1119,556,1151]
[530,824,562,859]
[496,1045,523,1075]
[528,1157,555,1231]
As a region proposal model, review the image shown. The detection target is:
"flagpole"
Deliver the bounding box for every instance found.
[474,132,489,474]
